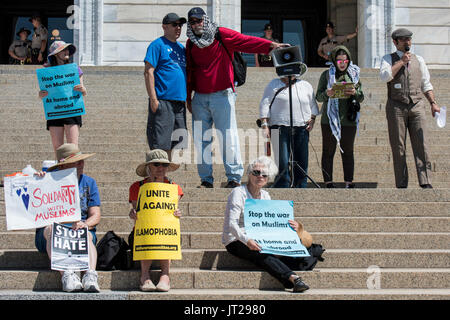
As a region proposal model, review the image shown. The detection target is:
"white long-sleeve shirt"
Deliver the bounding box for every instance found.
[259,79,320,127]
[379,50,433,93]
[222,185,271,246]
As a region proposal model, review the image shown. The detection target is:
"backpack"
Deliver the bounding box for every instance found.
[96,231,133,271]
[188,27,247,87]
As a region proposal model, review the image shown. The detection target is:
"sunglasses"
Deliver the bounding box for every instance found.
[151,163,170,168]
[337,59,349,64]
[251,170,268,178]
[189,19,203,25]
[170,22,184,27]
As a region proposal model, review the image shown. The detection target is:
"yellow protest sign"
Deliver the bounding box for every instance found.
[133,182,181,261]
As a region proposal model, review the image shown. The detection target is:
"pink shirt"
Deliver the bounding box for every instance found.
[187,27,272,95]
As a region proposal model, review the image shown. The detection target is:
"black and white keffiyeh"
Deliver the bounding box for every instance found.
[186,14,218,48]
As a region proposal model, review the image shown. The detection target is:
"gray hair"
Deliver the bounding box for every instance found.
[246,156,278,179]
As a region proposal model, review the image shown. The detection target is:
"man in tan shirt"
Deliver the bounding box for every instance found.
[317,22,357,62]
[380,28,440,189]
[30,13,48,64]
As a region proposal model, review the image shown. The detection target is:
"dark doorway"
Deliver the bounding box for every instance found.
[0,0,74,64]
[241,0,327,67]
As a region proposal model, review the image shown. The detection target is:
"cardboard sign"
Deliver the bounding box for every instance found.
[36,63,86,120]
[51,222,89,271]
[133,183,181,261]
[4,168,81,230]
[331,82,355,99]
[244,199,310,257]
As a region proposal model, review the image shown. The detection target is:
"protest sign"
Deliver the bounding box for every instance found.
[36,63,85,120]
[133,183,181,261]
[244,199,310,257]
[51,222,89,271]
[331,82,355,99]
[4,168,81,230]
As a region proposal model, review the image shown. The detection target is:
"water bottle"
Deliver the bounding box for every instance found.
[42,160,57,172]
[22,164,37,176]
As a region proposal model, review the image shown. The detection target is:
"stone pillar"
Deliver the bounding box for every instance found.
[73,0,103,66]
[357,0,395,68]
[211,0,241,32]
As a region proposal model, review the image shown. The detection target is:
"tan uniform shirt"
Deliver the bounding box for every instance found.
[9,40,30,58]
[31,24,48,49]
[318,35,347,59]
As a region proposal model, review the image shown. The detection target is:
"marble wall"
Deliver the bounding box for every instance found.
[74,0,449,68]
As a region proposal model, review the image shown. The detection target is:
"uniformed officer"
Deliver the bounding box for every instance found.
[317,22,357,62]
[255,24,279,67]
[380,28,440,189]
[8,28,31,65]
[29,13,48,64]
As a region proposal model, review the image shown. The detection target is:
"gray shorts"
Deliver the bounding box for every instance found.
[146,99,187,150]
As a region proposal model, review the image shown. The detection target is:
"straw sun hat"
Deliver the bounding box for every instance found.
[136,149,180,177]
[47,143,95,172]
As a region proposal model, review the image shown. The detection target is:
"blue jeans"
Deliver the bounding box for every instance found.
[191,88,244,184]
[272,125,309,188]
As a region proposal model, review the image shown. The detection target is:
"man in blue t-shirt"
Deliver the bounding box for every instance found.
[34,143,101,293]
[144,13,187,158]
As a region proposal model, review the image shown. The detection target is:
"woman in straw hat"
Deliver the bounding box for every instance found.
[222,156,323,293]
[38,41,87,155]
[34,143,101,292]
[128,149,183,292]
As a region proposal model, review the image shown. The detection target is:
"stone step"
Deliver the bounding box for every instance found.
[1,187,449,202]
[0,268,448,290]
[1,200,449,217]
[1,249,449,270]
[1,216,448,233]
[0,288,449,300]
[1,231,448,250]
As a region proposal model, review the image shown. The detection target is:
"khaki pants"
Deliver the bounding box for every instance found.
[386,99,432,187]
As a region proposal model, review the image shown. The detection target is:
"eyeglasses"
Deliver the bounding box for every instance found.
[337,59,349,64]
[170,22,184,27]
[251,170,268,178]
[189,19,203,26]
[151,163,170,168]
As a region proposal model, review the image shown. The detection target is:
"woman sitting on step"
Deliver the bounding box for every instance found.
[128,149,183,292]
[222,156,323,293]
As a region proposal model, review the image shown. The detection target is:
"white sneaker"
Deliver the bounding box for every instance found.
[62,271,82,292]
[82,270,100,292]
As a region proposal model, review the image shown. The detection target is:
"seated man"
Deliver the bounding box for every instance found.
[34,143,101,292]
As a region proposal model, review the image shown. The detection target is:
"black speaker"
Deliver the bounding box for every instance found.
[271,46,307,77]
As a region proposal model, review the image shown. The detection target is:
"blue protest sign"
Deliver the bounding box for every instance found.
[36,63,85,120]
[244,199,310,257]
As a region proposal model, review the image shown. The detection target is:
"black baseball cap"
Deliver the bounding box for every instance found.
[162,13,186,25]
[188,7,206,20]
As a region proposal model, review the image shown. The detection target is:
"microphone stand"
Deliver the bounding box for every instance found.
[272,76,320,188]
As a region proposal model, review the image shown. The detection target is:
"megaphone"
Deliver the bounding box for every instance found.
[271,45,307,77]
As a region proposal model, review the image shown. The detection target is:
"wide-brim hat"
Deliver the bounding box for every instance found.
[297,221,313,248]
[47,143,95,172]
[48,41,76,57]
[17,27,31,37]
[136,149,180,177]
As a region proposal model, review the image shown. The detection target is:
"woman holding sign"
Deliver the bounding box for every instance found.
[38,41,87,154]
[316,45,364,188]
[128,150,183,292]
[222,156,311,293]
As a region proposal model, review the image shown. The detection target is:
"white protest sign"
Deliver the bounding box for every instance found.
[4,168,81,230]
[51,223,89,271]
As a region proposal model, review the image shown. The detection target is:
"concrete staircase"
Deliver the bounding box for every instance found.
[0,65,449,300]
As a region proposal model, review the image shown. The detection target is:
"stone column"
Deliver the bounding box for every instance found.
[73,0,103,66]
[357,0,395,68]
[211,0,241,31]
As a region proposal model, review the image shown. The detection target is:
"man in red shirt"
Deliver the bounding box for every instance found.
[186,7,288,188]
